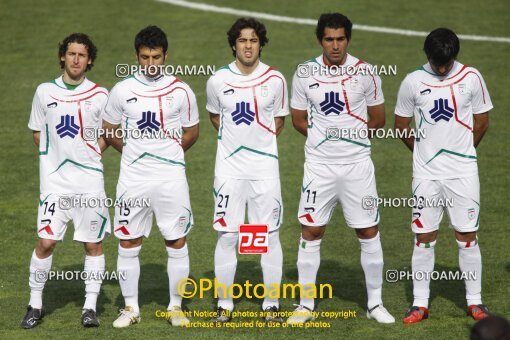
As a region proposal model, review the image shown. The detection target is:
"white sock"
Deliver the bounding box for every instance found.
[28,250,53,309]
[214,232,238,311]
[412,238,436,308]
[166,244,190,309]
[117,245,141,314]
[83,254,105,311]
[261,231,283,310]
[457,238,482,305]
[359,232,384,309]
[297,236,321,310]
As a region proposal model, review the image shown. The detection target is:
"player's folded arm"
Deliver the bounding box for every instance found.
[101,119,123,153]
[291,108,308,136]
[182,123,199,152]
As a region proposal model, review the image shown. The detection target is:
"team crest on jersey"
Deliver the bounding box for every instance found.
[350,77,359,90]
[429,98,454,122]
[468,208,476,220]
[231,101,255,125]
[56,114,80,138]
[260,85,268,97]
[84,100,92,112]
[320,91,345,115]
[458,84,466,95]
[90,220,98,231]
[166,95,174,108]
[136,110,160,132]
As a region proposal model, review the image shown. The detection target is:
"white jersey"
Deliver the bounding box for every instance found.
[395,61,493,180]
[291,54,384,164]
[206,61,288,179]
[28,76,108,194]
[104,73,199,182]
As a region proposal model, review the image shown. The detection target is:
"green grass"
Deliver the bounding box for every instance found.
[1,0,509,339]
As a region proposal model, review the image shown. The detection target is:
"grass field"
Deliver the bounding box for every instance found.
[1,0,509,339]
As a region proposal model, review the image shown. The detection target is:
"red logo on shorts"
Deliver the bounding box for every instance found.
[115,226,130,235]
[38,225,54,235]
[238,224,268,254]
[298,213,314,223]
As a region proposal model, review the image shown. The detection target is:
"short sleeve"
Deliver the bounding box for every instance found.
[290,70,308,110]
[365,73,384,106]
[103,84,124,125]
[470,70,493,114]
[28,86,46,131]
[206,76,220,114]
[180,85,200,127]
[273,74,289,117]
[394,75,416,118]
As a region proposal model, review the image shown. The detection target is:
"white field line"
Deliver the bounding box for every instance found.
[157,0,510,43]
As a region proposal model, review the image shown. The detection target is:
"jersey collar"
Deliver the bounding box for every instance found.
[423,60,462,78]
[229,60,268,77]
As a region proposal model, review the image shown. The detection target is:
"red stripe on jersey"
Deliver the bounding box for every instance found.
[145,78,180,92]
[252,87,276,135]
[449,85,473,131]
[77,102,102,155]
[420,69,487,104]
[158,96,182,146]
[50,90,108,103]
[341,76,368,124]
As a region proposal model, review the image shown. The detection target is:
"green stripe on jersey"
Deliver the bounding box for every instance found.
[225,146,278,160]
[51,159,103,174]
[39,124,50,155]
[425,149,477,165]
[129,152,185,166]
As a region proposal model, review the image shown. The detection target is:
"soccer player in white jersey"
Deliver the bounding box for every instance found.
[206,18,288,323]
[102,26,199,328]
[287,13,395,324]
[22,33,110,329]
[395,28,492,324]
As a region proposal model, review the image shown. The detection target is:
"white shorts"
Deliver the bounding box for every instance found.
[36,192,111,243]
[297,159,380,228]
[114,179,193,240]
[212,177,283,232]
[411,175,480,233]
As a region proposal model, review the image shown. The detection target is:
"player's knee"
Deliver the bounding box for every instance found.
[119,237,143,249]
[301,225,324,241]
[455,231,477,243]
[415,231,438,243]
[355,226,379,239]
[84,241,103,256]
[36,238,57,258]
[165,237,186,249]
[217,231,238,250]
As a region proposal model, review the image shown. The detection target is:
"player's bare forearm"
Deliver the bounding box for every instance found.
[32,131,40,147]
[367,104,385,138]
[182,124,199,152]
[394,116,414,151]
[473,112,489,148]
[102,120,123,153]
[291,108,308,137]
[275,117,285,137]
[209,112,220,131]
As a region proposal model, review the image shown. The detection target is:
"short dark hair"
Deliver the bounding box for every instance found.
[58,33,97,71]
[470,315,510,340]
[227,18,268,57]
[316,13,353,42]
[424,28,460,66]
[134,25,168,54]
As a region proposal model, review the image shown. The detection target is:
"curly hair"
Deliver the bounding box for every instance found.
[58,33,97,71]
